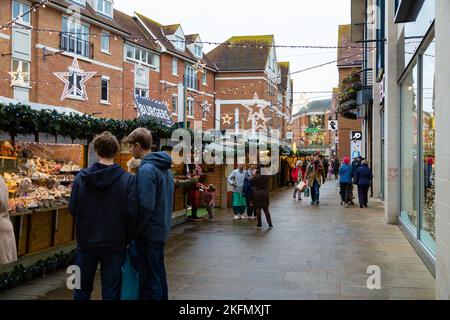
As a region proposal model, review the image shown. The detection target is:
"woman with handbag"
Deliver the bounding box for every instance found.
[291,160,305,201]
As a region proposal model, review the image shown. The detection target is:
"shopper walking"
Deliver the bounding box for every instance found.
[0,176,17,265]
[69,132,138,300]
[248,166,273,229]
[338,157,353,208]
[203,184,217,221]
[332,158,340,180]
[228,165,247,219]
[355,160,373,208]
[242,166,255,220]
[127,128,174,301]
[306,155,326,206]
[292,160,304,201]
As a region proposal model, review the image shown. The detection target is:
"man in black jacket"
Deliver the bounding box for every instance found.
[69,132,138,300]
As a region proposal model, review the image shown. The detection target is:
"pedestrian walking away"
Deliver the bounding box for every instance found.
[305,155,326,206]
[291,160,305,201]
[355,160,373,208]
[248,166,273,229]
[228,165,247,219]
[339,157,353,208]
[69,132,138,301]
[127,128,174,301]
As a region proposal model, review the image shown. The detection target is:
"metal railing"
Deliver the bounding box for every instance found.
[60,33,94,59]
[358,68,373,89]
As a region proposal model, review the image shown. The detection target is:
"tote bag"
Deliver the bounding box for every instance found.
[121,251,139,300]
[303,186,310,198]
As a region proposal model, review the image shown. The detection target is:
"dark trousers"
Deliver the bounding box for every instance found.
[73,248,126,301]
[191,206,199,218]
[135,239,168,300]
[358,185,370,207]
[255,207,273,227]
[311,180,320,203]
[247,203,255,217]
[340,183,352,203]
[233,206,246,215]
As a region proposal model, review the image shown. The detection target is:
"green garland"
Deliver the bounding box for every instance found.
[0,249,77,291]
[0,103,177,141]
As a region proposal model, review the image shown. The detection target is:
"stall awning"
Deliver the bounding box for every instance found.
[0,96,84,116]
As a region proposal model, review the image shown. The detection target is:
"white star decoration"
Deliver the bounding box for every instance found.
[53,57,96,101]
[201,100,212,113]
[242,93,269,131]
[193,60,206,74]
[9,61,28,87]
[221,113,233,125]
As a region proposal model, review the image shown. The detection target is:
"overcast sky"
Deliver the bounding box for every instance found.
[115,0,351,114]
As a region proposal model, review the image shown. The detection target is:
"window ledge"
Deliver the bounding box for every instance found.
[100,100,111,105]
[12,84,32,89]
[101,50,111,55]
[187,116,195,119]
[67,95,86,101]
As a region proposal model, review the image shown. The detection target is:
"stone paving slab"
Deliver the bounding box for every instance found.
[0,181,437,300]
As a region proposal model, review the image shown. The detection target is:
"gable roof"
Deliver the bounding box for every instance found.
[278,62,290,90]
[135,13,215,69]
[305,99,332,113]
[114,10,159,52]
[206,35,274,72]
[46,0,128,36]
[337,24,363,67]
[185,34,200,45]
[162,24,181,35]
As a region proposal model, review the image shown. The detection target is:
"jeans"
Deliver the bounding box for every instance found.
[311,180,320,204]
[73,248,126,301]
[340,183,352,203]
[135,239,168,300]
[358,185,370,207]
[233,206,246,215]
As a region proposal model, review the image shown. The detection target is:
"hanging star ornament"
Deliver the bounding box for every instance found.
[53,57,96,101]
[242,92,270,131]
[221,113,233,125]
[193,60,206,74]
[9,61,29,87]
[201,100,212,113]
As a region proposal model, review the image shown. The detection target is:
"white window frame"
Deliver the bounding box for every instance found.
[171,94,178,115]
[71,0,86,6]
[100,76,110,104]
[62,17,90,58]
[184,65,197,90]
[175,35,185,50]
[11,58,30,87]
[125,44,155,68]
[67,73,85,100]
[194,44,202,57]
[135,87,148,98]
[101,30,110,54]
[202,70,207,86]
[172,58,178,76]
[202,105,207,121]
[187,98,194,118]
[12,0,31,26]
[96,0,113,18]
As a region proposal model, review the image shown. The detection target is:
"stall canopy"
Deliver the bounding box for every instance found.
[135,95,174,127]
[0,96,84,115]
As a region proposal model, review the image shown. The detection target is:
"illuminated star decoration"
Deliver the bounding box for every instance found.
[9,61,28,87]
[53,57,96,101]
[221,113,233,125]
[201,100,212,113]
[242,93,269,131]
[193,60,206,74]
[131,63,147,80]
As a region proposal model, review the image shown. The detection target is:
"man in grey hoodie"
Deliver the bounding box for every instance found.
[126,128,174,300]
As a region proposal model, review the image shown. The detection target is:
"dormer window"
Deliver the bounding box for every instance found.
[194,44,202,57]
[96,0,113,18]
[71,0,86,6]
[175,35,184,50]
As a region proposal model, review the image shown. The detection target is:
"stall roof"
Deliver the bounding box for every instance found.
[0,97,84,116]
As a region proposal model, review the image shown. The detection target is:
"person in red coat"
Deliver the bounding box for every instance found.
[292,160,305,201]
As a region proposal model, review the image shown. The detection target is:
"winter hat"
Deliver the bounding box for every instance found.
[343,157,350,165]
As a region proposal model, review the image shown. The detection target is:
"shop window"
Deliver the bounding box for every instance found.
[101,77,109,103]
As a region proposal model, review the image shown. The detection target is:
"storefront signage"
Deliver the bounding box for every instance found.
[379,75,385,105]
[328,120,339,131]
[286,132,293,140]
[135,95,174,127]
[351,131,363,141]
[305,127,321,133]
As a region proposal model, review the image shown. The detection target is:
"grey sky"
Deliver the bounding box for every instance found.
[115,0,351,114]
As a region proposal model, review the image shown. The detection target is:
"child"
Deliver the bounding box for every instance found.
[127,158,141,176]
[204,184,217,222]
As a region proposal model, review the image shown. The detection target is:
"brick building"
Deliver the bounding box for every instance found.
[332,24,363,160]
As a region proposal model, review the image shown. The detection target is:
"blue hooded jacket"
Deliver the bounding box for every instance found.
[355,164,373,186]
[339,164,353,184]
[136,152,174,242]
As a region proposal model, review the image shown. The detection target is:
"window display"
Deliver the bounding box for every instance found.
[0,141,83,214]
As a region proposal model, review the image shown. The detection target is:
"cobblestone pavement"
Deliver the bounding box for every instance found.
[0,181,436,300]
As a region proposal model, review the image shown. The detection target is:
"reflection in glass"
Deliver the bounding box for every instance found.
[421,41,436,254]
[400,64,418,233]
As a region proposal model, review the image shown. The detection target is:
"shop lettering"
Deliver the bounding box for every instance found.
[66,265,81,290]
[366,265,381,290]
[179,305,214,318]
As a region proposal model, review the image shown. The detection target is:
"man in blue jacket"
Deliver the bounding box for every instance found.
[69,132,138,300]
[338,157,353,208]
[355,160,373,208]
[126,128,174,300]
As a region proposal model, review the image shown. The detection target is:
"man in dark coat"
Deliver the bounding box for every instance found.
[69,132,138,300]
[355,160,373,208]
[127,128,174,300]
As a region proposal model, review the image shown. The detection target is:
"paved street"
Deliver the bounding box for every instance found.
[0,181,436,300]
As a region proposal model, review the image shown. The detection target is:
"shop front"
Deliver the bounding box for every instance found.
[397,2,436,270]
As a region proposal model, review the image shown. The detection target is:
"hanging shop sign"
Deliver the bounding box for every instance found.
[134,95,174,127]
[351,131,363,141]
[379,74,385,105]
[328,120,339,131]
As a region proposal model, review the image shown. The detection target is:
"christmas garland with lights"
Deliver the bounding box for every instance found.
[0,103,176,141]
[0,249,76,291]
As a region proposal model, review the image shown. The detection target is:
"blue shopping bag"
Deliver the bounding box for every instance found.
[121,245,139,300]
[303,187,310,198]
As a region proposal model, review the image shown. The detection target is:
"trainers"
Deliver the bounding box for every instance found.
[256,225,262,229]
[208,218,216,222]
[269,225,274,229]
[298,197,302,201]
[345,203,349,208]
[234,215,240,220]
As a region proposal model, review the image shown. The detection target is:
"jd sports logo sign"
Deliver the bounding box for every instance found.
[351,131,362,140]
